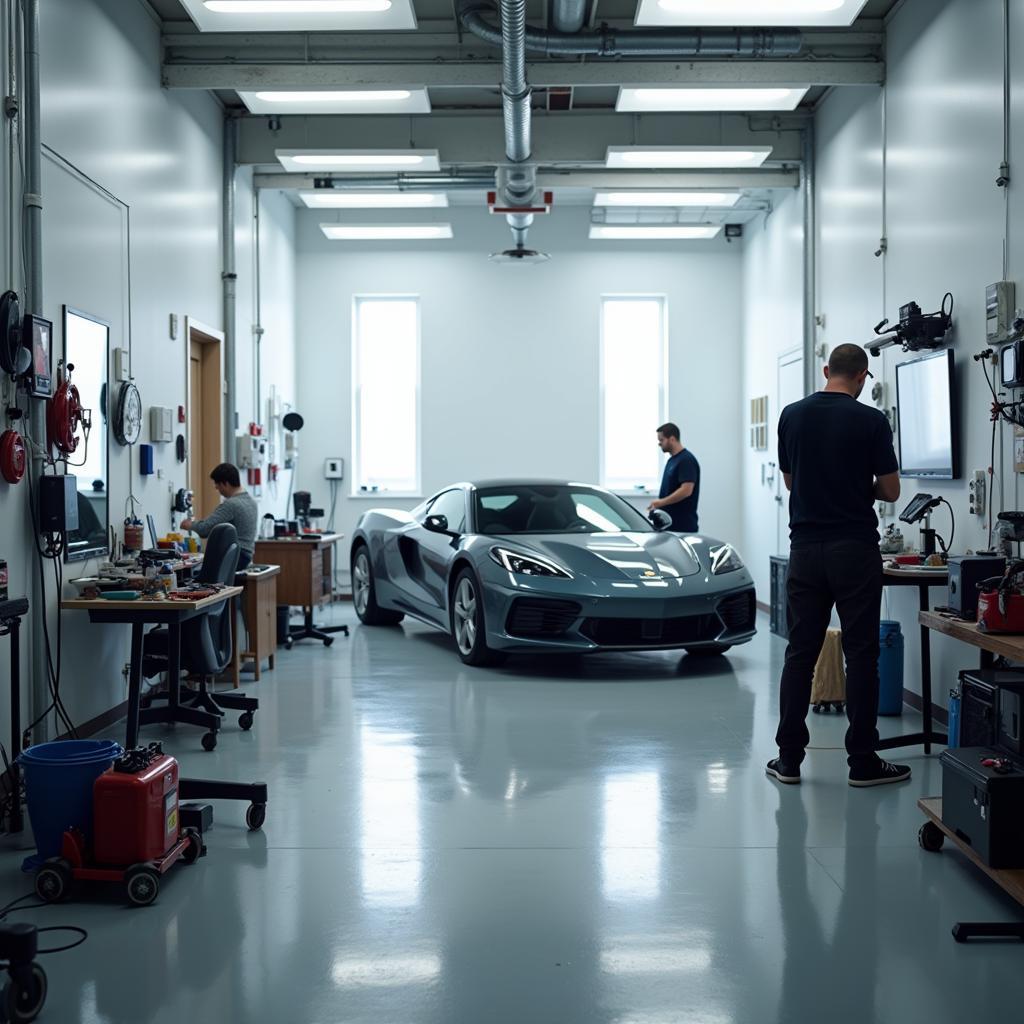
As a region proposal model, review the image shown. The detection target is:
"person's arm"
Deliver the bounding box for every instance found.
[777,411,792,492]
[183,501,232,538]
[874,473,901,503]
[651,481,695,509]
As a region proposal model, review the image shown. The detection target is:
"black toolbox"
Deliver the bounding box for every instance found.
[958,670,1024,748]
[940,746,1024,868]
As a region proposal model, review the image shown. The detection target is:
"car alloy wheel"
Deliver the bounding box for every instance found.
[453,577,478,656]
[353,550,371,616]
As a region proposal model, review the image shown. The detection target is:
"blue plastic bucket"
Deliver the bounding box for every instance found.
[17,739,122,871]
[878,620,905,716]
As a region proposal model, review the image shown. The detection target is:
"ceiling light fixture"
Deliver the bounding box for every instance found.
[593,191,741,208]
[589,225,722,240]
[205,1,392,12]
[605,146,771,169]
[277,149,441,172]
[242,88,430,114]
[320,223,453,240]
[635,0,865,28]
[301,192,448,208]
[617,87,807,112]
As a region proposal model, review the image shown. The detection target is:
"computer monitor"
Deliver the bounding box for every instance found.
[895,349,958,479]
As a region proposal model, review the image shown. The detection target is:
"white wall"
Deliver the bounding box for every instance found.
[292,205,746,574]
[742,0,1023,703]
[739,188,805,601]
[0,0,297,743]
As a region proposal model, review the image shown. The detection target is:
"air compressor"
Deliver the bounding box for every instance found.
[32,743,204,907]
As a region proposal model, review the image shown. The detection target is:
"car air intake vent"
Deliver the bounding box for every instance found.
[506,598,581,638]
[579,614,720,648]
[717,591,756,634]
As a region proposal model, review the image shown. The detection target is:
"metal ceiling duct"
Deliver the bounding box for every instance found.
[458,0,804,57]
[551,0,587,35]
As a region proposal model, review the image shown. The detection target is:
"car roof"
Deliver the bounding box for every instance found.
[469,479,604,490]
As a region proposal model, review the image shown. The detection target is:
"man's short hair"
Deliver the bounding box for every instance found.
[210,462,241,488]
[828,344,872,379]
[657,422,680,440]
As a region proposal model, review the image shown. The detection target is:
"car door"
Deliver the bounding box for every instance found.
[395,488,468,615]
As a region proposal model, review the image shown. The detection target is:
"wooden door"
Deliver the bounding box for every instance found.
[189,340,204,500]
[187,324,224,517]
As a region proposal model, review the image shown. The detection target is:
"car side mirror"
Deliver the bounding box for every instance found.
[424,514,455,536]
[649,508,673,531]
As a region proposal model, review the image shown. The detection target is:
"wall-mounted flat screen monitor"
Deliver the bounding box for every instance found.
[895,348,958,479]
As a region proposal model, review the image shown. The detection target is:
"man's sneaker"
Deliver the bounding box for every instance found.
[848,759,912,788]
[766,758,801,784]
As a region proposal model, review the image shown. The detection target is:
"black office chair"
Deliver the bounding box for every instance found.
[142,523,258,751]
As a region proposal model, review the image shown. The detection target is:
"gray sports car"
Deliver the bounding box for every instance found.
[350,480,757,666]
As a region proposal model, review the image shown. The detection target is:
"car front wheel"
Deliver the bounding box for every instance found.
[352,546,404,626]
[450,569,504,667]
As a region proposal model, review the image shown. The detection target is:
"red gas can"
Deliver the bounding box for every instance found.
[92,745,180,865]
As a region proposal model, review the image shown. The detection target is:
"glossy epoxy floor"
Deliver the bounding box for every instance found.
[4,609,1024,1024]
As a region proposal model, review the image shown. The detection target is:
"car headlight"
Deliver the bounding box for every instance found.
[490,546,573,579]
[710,544,745,575]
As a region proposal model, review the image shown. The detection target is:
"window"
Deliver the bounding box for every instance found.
[352,297,420,494]
[474,484,652,535]
[600,297,667,493]
[427,490,467,533]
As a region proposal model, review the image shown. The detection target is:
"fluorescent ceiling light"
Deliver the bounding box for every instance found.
[635,0,867,28]
[594,191,741,208]
[240,89,430,114]
[590,225,722,240]
[605,146,771,169]
[301,191,448,208]
[320,223,453,240]
[617,87,807,112]
[180,0,415,31]
[205,1,391,12]
[277,149,440,172]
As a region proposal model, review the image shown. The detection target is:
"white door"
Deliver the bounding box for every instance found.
[776,350,805,554]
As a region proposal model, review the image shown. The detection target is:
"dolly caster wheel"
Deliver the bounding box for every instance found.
[246,802,266,832]
[2,963,47,1023]
[238,711,254,731]
[181,828,204,866]
[125,866,160,907]
[201,731,218,752]
[33,860,71,904]
[919,821,945,853]
[812,703,823,714]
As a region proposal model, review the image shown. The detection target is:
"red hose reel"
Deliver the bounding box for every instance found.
[0,428,26,484]
[46,362,85,455]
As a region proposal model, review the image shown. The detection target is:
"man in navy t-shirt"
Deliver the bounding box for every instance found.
[649,422,700,533]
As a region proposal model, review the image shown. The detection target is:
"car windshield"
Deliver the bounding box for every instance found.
[474,485,653,535]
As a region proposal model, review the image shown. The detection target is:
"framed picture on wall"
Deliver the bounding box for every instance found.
[750,395,768,450]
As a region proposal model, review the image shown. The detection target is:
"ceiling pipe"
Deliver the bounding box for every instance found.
[458,0,803,57]
[499,0,536,250]
[551,0,587,35]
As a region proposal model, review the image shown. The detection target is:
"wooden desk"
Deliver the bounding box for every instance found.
[254,534,349,646]
[236,565,280,680]
[62,588,244,749]
[881,566,950,753]
[61,587,267,828]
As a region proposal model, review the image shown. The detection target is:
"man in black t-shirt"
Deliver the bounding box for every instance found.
[767,344,912,789]
[649,422,700,533]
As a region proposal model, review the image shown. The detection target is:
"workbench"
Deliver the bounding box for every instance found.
[916,610,1024,941]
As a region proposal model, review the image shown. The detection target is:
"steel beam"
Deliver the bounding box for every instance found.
[164,59,884,91]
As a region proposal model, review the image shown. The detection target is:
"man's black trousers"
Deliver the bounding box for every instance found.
[776,540,883,769]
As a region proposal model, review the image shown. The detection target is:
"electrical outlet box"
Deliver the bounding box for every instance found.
[149,406,173,443]
[324,457,344,480]
[987,281,1015,342]
[969,469,986,517]
[113,347,130,382]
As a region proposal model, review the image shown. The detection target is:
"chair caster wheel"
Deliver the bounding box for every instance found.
[201,731,218,752]
[284,638,293,651]
[246,802,266,831]
[1,962,47,1023]
[323,637,334,648]
[238,711,254,731]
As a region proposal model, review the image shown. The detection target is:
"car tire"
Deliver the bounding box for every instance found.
[450,568,505,667]
[684,643,732,657]
[351,544,404,626]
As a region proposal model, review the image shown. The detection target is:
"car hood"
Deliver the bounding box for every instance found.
[489,532,704,581]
